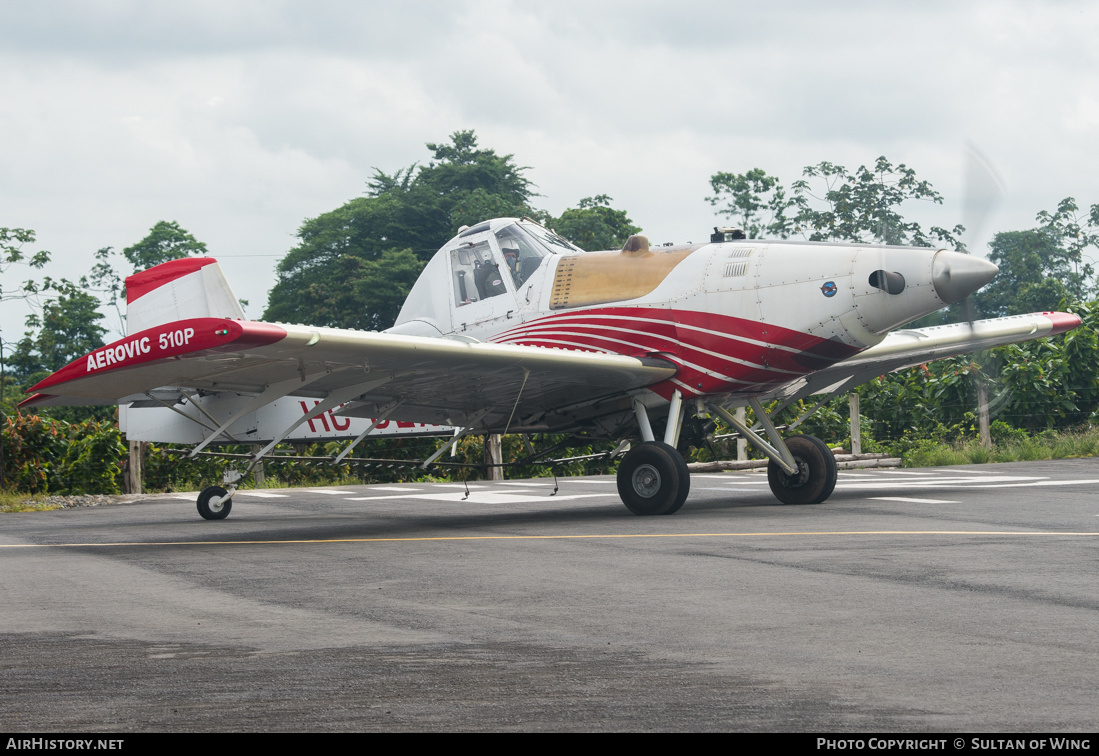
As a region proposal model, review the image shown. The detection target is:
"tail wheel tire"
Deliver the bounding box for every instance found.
[617,441,690,516]
[197,486,232,520]
[767,434,838,505]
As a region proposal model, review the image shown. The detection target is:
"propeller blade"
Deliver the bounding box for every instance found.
[958,142,1006,327]
[961,141,1006,253]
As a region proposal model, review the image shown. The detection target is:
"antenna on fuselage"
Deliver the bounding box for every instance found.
[711,227,746,242]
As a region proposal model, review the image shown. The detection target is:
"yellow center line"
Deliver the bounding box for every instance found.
[2,530,1098,549]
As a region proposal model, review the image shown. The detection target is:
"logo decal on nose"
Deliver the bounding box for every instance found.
[820,281,837,298]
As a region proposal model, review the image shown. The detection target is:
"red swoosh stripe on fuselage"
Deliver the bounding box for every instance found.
[491,307,860,398]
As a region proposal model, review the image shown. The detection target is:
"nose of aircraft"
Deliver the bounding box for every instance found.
[932,250,999,305]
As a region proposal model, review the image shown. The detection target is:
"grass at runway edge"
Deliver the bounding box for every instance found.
[0,492,61,513]
[903,427,1099,467]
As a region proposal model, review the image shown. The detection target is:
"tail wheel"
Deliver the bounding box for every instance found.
[767,434,838,505]
[197,486,232,520]
[617,441,691,516]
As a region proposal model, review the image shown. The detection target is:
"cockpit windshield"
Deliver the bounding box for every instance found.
[518,222,584,254]
[494,222,580,288]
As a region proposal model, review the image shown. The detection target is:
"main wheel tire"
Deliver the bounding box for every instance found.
[197,486,232,520]
[807,435,839,503]
[661,446,691,515]
[617,441,689,516]
[767,434,835,505]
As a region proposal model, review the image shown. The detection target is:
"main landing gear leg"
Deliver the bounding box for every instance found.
[707,399,838,506]
[618,394,691,515]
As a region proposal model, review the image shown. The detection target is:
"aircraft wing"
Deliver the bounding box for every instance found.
[773,311,1081,403]
[22,317,679,431]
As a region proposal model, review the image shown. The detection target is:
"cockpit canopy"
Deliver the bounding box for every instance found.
[391,218,582,336]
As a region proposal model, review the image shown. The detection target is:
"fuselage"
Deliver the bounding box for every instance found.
[391,218,997,403]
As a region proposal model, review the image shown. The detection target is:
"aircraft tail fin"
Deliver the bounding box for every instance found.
[125,257,246,334]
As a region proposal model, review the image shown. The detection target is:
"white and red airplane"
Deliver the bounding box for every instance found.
[22,218,1080,519]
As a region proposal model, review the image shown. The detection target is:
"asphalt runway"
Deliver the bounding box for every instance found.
[2,458,1098,732]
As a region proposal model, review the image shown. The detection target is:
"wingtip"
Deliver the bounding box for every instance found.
[1042,312,1083,335]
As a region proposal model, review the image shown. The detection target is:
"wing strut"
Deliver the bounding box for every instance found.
[144,392,223,436]
[332,400,403,464]
[784,375,862,433]
[187,370,331,457]
[248,376,393,465]
[179,389,239,442]
[420,409,490,469]
[501,368,531,436]
[707,398,797,475]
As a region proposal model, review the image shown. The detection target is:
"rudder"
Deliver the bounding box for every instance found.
[126,257,245,334]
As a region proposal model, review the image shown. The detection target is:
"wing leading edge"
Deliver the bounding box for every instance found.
[771,311,1081,404]
[23,317,679,432]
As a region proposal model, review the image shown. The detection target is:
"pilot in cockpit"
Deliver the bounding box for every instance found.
[500,239,522,285]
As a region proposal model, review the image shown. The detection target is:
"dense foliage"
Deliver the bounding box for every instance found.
[708,157,963,247]
[1,414,125,494]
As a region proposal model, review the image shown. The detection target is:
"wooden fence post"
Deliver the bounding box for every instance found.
[485,434,503,480]
[127,441,144,494]
[251,444,266,487]
[977,383,992,449]
[849,393,861,456]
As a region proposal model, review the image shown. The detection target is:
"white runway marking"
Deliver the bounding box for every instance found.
[870,497,960,504]
[234,491,288,498]
[417,492,616,504]
[839,475,1045,488]
[303,489,358,495]
[345,492,616,504]
[966,478,1099,489]
[371,486,421,492]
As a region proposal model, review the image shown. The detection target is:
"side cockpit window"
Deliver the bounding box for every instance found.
[452,242,507,306]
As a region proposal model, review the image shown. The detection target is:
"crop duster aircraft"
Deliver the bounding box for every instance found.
[22,218,1080,519]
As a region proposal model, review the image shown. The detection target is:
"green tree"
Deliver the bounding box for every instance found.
[975,231,1078,317]
[550,195,640,250]
[265,130,538,330]
[122,220,208,271]
[268,248,425,332]
[86,222,211,332]
[1,227,52,302]
[791,157,962,246]
[8,282,107,381]
[707,169,792,239]
[707,157,963,247]
[974,199,1098,318]
[2,227,53,408]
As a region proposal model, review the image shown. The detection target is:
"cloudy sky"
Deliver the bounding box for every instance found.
[2,0,1097,341]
